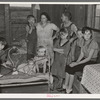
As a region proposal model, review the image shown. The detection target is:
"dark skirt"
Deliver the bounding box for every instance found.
[65,61,96,75]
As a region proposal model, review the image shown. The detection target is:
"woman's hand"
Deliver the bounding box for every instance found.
[28,27,33,34]
[58,50,64,54]
[72,56,75,61]
[69,62,78,67]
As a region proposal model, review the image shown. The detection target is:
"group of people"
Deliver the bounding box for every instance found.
[26,11,99,93]
[0,10,99,94]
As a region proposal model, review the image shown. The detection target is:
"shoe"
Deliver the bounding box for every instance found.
[62,84,66,89]
[57,87,66,92]
[50,83,54,91]
[57,84,67,92]
[66,89,73,94]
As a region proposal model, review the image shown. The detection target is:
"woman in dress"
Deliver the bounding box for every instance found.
[63,27,99,93]
[36,12,59,65]
[61,11,77,62]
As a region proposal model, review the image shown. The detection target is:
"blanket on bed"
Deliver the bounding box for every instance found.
[0,72,51,84]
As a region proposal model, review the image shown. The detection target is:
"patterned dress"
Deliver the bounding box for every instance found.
[51,39,71,79]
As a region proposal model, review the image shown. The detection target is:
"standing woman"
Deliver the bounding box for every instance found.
[26,15,37,60]
[61,11,77,62]
[36,12,59,65]
[64,27,99,93]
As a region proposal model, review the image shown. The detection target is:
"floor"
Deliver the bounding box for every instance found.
[0,84,78,94]
[50,86,78,94]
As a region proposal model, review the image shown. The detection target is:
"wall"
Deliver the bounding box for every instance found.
[9,6,32,42]
[37,4,87,29]
[37,4,64,28]
[0,5,5,37]
[69,5,87,29]
[0,4,88,44]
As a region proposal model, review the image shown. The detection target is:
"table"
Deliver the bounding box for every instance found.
[81,64,100,94]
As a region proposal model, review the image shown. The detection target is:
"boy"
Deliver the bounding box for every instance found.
[17,46,49,75]
[26,15,37,60]
[0,37,9,77]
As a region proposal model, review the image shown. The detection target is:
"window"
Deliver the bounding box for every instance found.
[95,5,100,29]
[10,4,31,8]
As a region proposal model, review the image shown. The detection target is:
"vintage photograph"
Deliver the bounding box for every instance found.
[0,3,99,94]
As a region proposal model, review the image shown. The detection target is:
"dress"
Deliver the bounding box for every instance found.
[61,22,77,62]
[65,39,99,75]
[36,22,58,64]
[51,39,71,79]
[61,22,77,38]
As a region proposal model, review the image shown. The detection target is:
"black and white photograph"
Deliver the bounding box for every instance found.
[0,2,100,95]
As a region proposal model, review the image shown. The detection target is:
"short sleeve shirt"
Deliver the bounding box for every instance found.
[82,40,99,59]
[76,38,84,47]
[70,24,77,35]
[36,23,58,40]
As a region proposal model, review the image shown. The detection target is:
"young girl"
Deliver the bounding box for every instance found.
[51,28,71,90]
[26,15,37,60]
[16,46,49,75]
[33,46,49,74]
[63,27,99,93]
[74,29,84,61]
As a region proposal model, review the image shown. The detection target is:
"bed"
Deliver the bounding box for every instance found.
[0,44,52,93]
[0,72,51,93]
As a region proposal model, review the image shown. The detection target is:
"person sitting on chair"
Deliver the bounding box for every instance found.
[62,27,99,94]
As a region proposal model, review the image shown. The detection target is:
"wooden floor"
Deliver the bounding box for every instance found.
[0,84,78,94]
[0,84,48,93]
[50,86,78,94]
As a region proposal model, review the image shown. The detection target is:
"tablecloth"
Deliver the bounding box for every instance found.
[81,64,100,94]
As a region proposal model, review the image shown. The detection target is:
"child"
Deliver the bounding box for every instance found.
[51,28,71,90]
[16,59,36,75]
[26,15,37,60]
[33,46,49,73]
[16,46,49,75]
[0,37,11,77]
[74,29,84,61]
[17,39,27,54]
